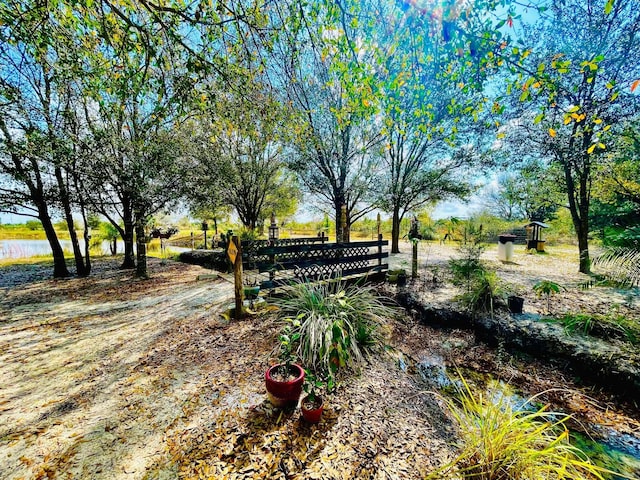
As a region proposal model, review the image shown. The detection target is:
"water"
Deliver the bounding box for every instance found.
[0,239,121,259]
[414,357,640,479]
[0,239,187,260]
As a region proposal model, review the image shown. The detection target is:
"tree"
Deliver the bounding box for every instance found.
[271,0,383,242]
[0,1,92,277]
[496,0,640,272]
[364,0,521,252]
[486,161,564,222]
[192,90,297,231]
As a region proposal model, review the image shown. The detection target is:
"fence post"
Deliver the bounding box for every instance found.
[378,233,383,267]
[230,235,244,320]
[412,240,418,279]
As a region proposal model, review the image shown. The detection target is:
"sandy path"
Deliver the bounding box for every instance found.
[0,259,233,479]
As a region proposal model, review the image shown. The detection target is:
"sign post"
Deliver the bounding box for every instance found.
[227,235,244,320]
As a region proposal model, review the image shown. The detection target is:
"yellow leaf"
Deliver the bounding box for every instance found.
[603,125,611,131]
[587,144,596,154]
[598,142,606,149]
[564,117,571,125]
[594,118,602,124]
[549,128,556,138]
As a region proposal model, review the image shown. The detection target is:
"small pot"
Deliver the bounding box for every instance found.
[300,395,323,423]
[265,364,305,408]
[508,295,524,314]
[244,286,260,299]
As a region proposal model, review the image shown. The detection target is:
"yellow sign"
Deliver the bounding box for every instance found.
[227,238,238,265]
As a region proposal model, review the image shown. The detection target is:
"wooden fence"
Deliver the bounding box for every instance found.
[241,235,389,288]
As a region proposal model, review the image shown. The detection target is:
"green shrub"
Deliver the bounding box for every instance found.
[533,280,565,314]
[459,270,506,318]
[449,243,486,291]
[275,279,394,383]
[427,376,611,479]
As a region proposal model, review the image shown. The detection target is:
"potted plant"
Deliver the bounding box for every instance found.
[300,372,325,424]
[265,323,304,408]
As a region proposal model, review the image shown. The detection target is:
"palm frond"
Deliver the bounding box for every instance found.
[592,247,640,288]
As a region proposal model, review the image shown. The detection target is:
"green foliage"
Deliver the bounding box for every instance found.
[302,369,325,404]
[278,321,301,369]
[533,280,566,314]
[275,279,394,383]
[459,270,505,318]
[449,243,487,291]
[449,243,504,317]
[592,247,640,288]
[25,220,43,231]
[553,312,639,345]
[428,375,610,479]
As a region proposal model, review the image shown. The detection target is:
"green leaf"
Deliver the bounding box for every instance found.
[604,0,615,15]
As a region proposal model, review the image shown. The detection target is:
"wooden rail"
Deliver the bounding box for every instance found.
[242,235,388,288]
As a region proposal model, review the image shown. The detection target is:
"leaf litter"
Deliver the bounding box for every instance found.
[0,255,638,479]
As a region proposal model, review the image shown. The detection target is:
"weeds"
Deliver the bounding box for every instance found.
[427,375,613,479]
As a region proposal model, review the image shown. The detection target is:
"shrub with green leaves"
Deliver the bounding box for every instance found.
[533,280,565,314]
[449,243,487,292]
[275,279,395,382]
[428,376,612,479]
[459,270,506,317]
[449,244,505,317]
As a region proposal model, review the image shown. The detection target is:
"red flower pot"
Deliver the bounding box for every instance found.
[301,395,323,424]
[265,364,305,408]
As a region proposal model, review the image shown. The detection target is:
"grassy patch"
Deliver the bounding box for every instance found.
[428,376,614,479]
[551,313,640,345]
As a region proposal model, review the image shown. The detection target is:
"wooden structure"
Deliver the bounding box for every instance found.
[242,235,388,288]
[525,221,549,251]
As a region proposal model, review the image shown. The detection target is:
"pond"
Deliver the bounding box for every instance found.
[410,355,640,479]
[0,239,187,260]
[0,239,121,259]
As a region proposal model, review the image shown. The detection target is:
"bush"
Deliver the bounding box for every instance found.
[275,279,395,382]
[427,375,611,479]
[459,270,505,317]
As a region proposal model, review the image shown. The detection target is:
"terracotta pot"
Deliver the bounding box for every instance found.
[265,364,305,408]
[300,395,323,423]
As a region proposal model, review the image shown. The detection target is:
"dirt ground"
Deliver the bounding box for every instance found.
[0,244,639,479]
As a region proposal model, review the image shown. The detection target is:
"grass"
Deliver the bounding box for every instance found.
[427,375,615,479]
[552,312,640,345]
[274,278,395,378]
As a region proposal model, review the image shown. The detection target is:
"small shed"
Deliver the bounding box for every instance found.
[524,221,549,251]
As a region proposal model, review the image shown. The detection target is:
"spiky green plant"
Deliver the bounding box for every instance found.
[592,248,640,288]
[459,270,506,318]
[275,279,395,380]
[427,376,613,480]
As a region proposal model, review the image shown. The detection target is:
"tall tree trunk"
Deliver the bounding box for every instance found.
[55,166,89,276]
[121,198,135,269]
[334,200,344,243]
[135,222,148,278]
[391,206,402,254]
[37,202,69,278]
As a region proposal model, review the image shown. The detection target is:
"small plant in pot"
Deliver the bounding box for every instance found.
[265,322,305,408]
[300,371,325,424]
